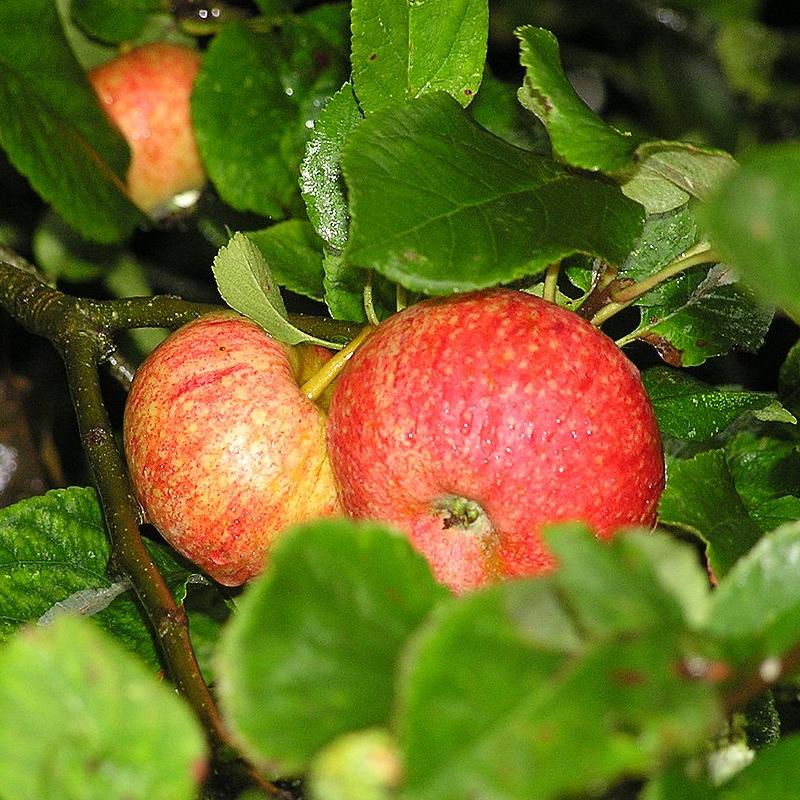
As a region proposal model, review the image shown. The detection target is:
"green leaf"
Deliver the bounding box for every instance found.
[698,142,800,321]
[708,522,800,658]
[399,574,719,800]
[215,518,449,776]
[629,265,773,367]
[0,616,206,800]
[351,0,488,114]
[192,22,297,218]
[623,141,737,215]
[71,0,160,43]
[468,68,549,153]
[658,451,763,579]
[299,83,363,252]
[643,367,782,442]
[516,26,637,173]
[0,487,196,666]
[725,431,800,533]
[342,93,644,295]
[779,337,800,417]
[247,219,326,302]
[545,526,712,632]
[212,232,338,347]
[0,0,144,242]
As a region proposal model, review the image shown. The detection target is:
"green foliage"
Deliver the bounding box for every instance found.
[215,519,449,775]
[0,616,207,800]
[71,0,160,43]
[342,92,644,294]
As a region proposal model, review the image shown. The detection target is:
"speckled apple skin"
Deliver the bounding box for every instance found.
[89,43,205,215]
[327,289,665,594]
[123,313,341,585]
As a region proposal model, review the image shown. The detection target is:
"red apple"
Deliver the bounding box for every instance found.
[326,289,665,594]
[89,43,206,216]
[123,312,341,585]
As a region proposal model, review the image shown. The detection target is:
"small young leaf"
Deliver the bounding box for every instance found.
[215,518,449,776]
[658,450,763,579]
[698,142,800,321]
[299,83,363,252]
[192,22,297,218]
[212,232,338,347]
[247,219,326,302]
[351,0,488,114]
[0,616,207,800]
[342,93,644,295]
[516,26,637,173]
[643,367,783,442]
[0,0,144,242]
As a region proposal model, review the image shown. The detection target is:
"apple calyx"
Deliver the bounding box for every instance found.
[435,495,492,534]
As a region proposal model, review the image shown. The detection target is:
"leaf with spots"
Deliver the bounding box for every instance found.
[351,0,488,114]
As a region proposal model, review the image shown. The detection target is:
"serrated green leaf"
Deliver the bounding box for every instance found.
[351,0,487,114]
[516,26,637,173]
[0,616,206,800]
[643,367,781,442]
[216,518,449,776]
[629,265,773,367]
[247,219,326,302]
[212,232,338,347]
[71,0,159,43]
[0,0,144,242]
[699,142,800,322]
[0,486,196,666]
[342,93,644,295]
[708,521,800,657]
[658,451,763,579]
[300,83,363,251]
[399,574,719,800]
[192,22,297,218]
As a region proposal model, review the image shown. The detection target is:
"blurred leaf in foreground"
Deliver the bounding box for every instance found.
[0,615,207,800]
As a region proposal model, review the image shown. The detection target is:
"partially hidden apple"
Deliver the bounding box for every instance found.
[123,312,341,586]
[89,43,206,216]
[326,288,665,594]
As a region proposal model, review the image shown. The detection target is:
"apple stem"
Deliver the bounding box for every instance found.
[301,325,374,402]
[543,262,561,303]
[590,241,719,327]
[363,271,381,327]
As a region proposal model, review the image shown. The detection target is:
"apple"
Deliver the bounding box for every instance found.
[88,43,206,216]
[326,288,665,594]
[123,312,341,586]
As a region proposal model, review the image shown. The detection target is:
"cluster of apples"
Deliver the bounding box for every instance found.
[123,290,665,594]
[90,43,665,593]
